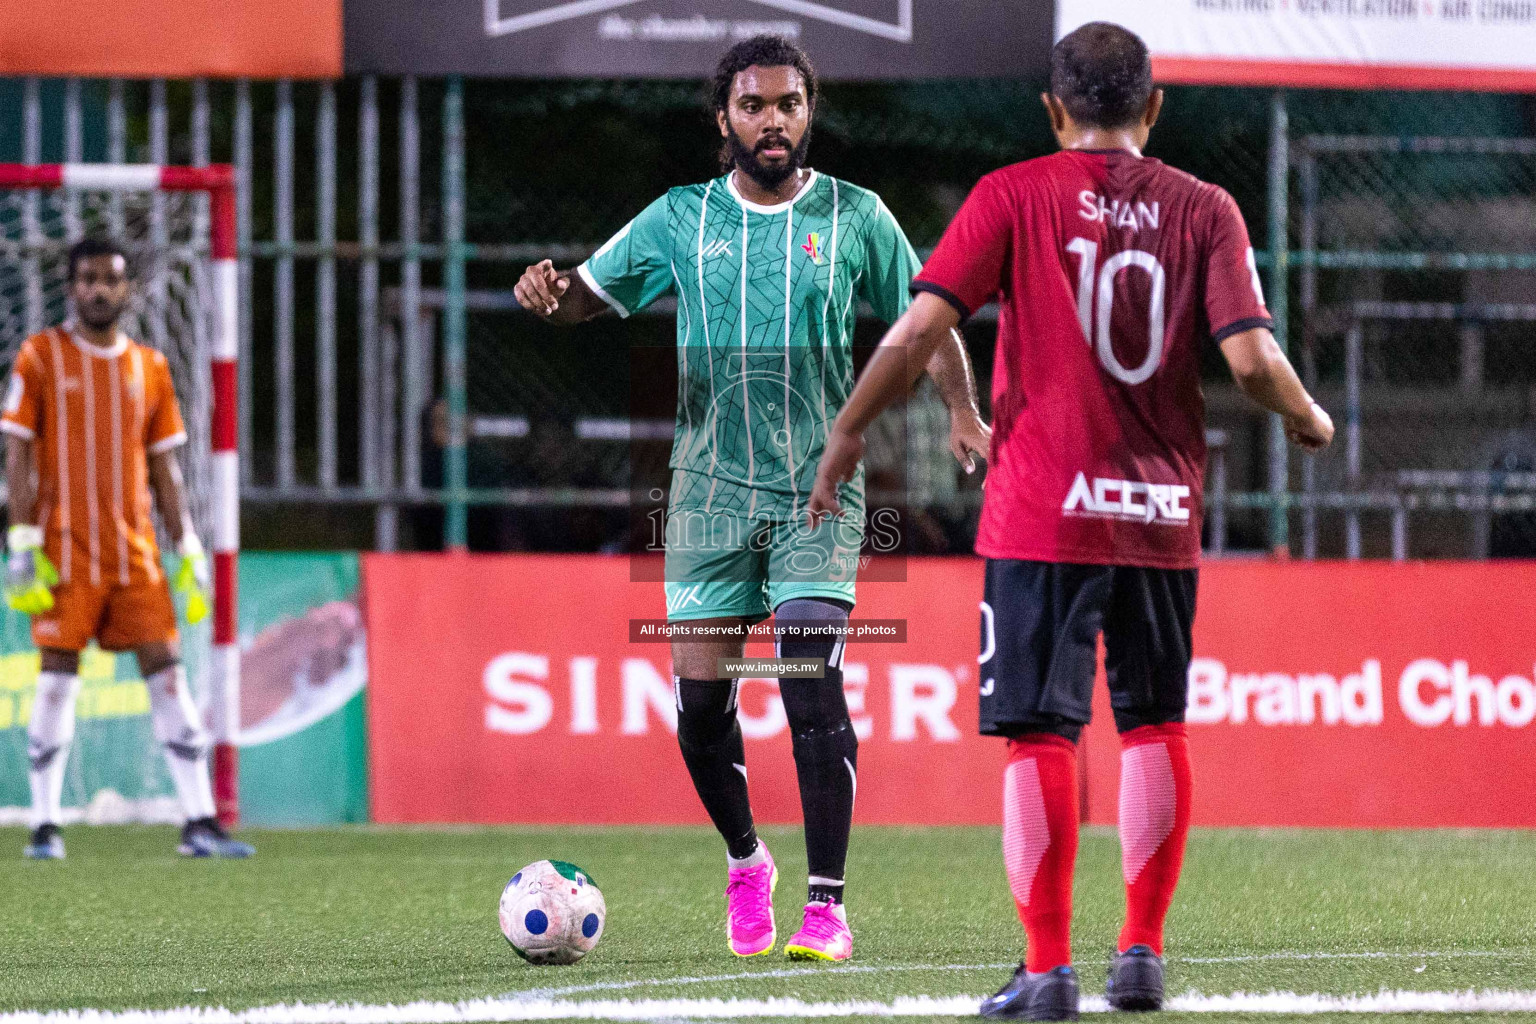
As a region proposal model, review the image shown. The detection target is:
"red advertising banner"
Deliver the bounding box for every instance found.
[0,0,341,79]
[365,553,1001,827]
[365,555,1536,829]
[1083,561,1536,829]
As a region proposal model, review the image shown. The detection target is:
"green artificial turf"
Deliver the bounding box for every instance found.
[0,824,1532,1021]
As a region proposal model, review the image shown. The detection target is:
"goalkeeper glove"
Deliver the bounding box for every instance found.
[5,524,58,616]
[174,533,211,625]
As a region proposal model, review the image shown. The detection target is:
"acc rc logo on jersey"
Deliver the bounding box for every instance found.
[1062,471,1191,526]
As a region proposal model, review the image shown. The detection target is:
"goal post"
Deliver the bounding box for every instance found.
[0,163,240,826]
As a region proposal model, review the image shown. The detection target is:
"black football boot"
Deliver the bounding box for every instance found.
[979,963,1080,1020]
[1106,944,1165,1011]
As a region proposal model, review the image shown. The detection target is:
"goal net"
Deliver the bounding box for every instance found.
[0,164,239,825]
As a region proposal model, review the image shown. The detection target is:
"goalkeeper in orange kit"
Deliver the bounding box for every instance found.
[2,238,252,860]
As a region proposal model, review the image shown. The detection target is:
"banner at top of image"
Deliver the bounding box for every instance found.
[344,0,1052,78]
[1057,0,1536,91]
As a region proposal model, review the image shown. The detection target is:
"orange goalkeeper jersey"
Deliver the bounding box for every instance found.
[2,327,187,588]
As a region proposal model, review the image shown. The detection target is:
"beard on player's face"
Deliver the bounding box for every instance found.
[725,119,812,191]
[73,289,128,332]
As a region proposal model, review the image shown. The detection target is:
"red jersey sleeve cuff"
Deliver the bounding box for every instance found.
[1211,316,1274,345]
[0,420,35,440]
[911,280,973,323]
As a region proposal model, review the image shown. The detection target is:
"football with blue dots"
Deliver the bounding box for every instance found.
[498,860,606,964]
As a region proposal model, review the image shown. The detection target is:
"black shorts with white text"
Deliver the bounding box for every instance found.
[978,558,1197,741]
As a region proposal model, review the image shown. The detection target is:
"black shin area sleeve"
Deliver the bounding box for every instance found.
[675,678,758,860]
[775,599,858,889]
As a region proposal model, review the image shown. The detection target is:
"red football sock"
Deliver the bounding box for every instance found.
[1002,734,1079,972]
[1116,722,1192,956]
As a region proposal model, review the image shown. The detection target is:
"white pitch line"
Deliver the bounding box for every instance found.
[1166,990,1536,1013]
[506,950,1530,999]
[507,962,1017,1000]
[6,952,1533,1024]
[5,990,1536,1022]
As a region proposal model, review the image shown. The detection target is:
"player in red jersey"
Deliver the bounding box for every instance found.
[809,22,1333,1021]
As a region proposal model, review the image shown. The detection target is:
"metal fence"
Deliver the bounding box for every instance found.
[1288,129,1536,558]
[1,76,1532,558]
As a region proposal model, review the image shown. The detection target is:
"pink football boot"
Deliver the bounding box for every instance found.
[784,900,853,961]
[725,843,778,956]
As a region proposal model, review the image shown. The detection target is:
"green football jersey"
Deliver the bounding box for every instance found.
[578,170,922,519]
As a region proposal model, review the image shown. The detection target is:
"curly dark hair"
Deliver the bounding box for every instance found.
[1050,22,1153,129]
[710,34,819,115]
[66,237,130,281]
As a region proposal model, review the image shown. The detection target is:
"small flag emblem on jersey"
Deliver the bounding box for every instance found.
[802,232,823,264]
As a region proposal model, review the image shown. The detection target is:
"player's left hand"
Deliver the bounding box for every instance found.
[174,533,211,625]
[806,427,864,528]
[948,408,991,474]
[1285,401,1335,452]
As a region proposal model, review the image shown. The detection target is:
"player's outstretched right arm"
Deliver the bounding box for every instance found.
[514,259,609,324]
[1219,327,1334,451]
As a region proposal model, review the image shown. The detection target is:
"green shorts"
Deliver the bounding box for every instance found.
[663,475,864,623]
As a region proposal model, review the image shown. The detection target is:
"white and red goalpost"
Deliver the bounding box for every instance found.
[0,163,240,825]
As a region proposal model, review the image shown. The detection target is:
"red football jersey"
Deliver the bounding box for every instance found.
[914,149,1271,569]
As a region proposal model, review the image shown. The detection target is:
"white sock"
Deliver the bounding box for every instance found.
[28,672,80,830]
[147,665,216,821]
[28,766,62,831]
[162,748,216,822]
[727,839,768,870]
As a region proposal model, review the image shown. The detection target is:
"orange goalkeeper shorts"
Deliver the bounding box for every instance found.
[31,579,179,653]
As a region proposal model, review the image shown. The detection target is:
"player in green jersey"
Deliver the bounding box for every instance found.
[514,35,989,962]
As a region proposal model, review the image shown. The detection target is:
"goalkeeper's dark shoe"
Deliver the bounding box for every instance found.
[178,818,255,859]
[979,963,1079,1021]
[1106,945,1165,1011]
[23,823,65,861]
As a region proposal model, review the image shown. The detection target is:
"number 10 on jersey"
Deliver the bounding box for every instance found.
[1066,238,1166,386]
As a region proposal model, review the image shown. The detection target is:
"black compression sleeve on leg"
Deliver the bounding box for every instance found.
[675,678,759,860]
[776,599,857,896]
